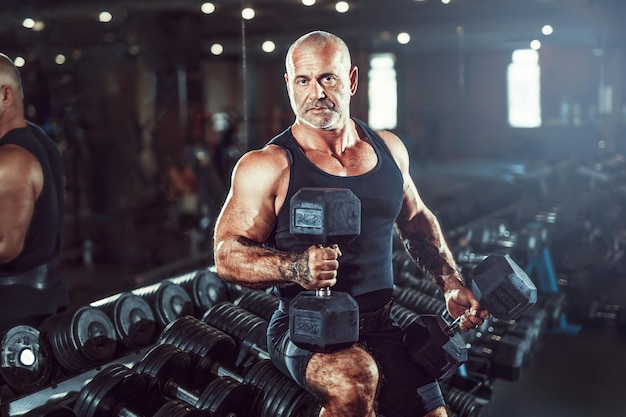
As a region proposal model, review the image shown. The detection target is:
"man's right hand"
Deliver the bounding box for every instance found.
[297,244,342,290]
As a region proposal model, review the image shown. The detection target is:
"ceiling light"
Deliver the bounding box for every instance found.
[530,40,541,50]
[201,3,216,14]
[262,41,276,53]
[22,18,35,29]
[302,0,316,5]
[241,7,255,20]
[542,25,553,35]
[397,32,411,44]
[14,57,25,68]
[441,0,451,4]
[210,43,224,55]
[335,2,350,13]
[55,54,66,65]
[99,12,112,23]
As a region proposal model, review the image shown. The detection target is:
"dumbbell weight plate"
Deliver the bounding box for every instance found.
[112,292,156,349]
[154,282,195,327]
[189,269,228,314]
[73,364,147,417]
[71,307,118,365]
[0,325,56,393]
[196,376,252,417]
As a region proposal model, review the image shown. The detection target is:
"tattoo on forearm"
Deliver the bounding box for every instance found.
[403,232,459,289]
[279,252,312,286]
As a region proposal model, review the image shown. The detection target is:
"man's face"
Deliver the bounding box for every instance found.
[285,43,357,130]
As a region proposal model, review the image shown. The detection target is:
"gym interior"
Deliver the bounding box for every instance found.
[1,0,626,416]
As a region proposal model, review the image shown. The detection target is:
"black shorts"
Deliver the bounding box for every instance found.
[266,300,445,417]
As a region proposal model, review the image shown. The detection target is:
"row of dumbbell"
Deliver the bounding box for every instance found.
[0,268,235,397]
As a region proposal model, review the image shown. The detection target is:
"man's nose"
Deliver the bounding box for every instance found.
[311,80,326,99]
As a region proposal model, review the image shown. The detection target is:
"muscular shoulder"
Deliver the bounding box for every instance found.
[0,145,38,177]
[374,129,410,173]
[230,144,290,196]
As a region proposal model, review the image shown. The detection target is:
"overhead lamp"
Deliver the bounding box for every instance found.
[241,7,255,20]
[201,3,216,14]
[210,43,224,55]
[441,0,451,4]
[542,25,553,35]
[22,18,35,29]
[98,11,113,23]
[530,40,541,50]
[55,54,66,65]
[262,40,276,53]
[397,32,411,45]
[335,2,349,13]
[14,57,25,68]
[302,0,316,5]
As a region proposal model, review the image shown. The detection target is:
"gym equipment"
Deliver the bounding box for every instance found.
[403,254,536,379]
[567,298,626,331]
[0,325,56,394]
[91,292,156,350]
[202,301,270,367]
[288,187,361,352]
[169,267,228,316]
[73,363,151,417]
[465,335,531,381]
[134,343,251,416]
[159,314,237,388]
[152,399,205,417]
[393,285,448,317]
[234,289,280,321]
[443,386,486,417]
[39,306,117,374]
[157,316,318,417]
[132,280,195,328]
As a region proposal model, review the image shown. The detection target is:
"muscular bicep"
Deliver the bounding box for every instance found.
[214,148,286,246]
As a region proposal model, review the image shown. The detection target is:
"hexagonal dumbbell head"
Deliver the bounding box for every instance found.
[290,187,361,245]
[468,254,537,321]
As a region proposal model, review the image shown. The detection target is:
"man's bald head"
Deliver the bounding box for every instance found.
[0,53,23,99]
[285,31,352,77]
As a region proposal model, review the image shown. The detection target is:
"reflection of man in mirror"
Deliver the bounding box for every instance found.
[0,53,68,330]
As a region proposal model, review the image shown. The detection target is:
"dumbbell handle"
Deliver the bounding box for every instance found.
[163,379,238,417]
[446,308,487,335]
[316,287,332,297]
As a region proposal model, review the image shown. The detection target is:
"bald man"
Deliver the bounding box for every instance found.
[213,31,488,417]
[0,53,67,330]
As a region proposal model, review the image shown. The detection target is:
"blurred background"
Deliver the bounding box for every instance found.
[1,1,626,416]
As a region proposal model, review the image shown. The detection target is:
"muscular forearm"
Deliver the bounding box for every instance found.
[214,236,312,289]
[396,210,464,291]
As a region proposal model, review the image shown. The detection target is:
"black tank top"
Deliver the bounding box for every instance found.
[268,119,404,311]
[0,122,63,275]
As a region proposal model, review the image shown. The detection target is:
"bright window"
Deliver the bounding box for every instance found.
[507,49,542,128]
[368,53,397,130]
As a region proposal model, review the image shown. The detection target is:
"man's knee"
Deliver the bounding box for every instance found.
[305,345,379,403]
[423,405,449,417]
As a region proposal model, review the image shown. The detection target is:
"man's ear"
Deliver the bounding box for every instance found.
[349,66,358,96]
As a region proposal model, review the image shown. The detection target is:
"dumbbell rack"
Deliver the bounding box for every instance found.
[0,347,150,416]
[524,246,581,334]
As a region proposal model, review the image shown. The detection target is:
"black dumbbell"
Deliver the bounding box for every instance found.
[202,301,271,367]
[568,298,625,330]
[168,267,229,316]
[132,281,195,330]
[234,289,280,322]
[402,254,537,379]
[157,316,318,417]
[288,187,361,353]
[72,363,206,417]
[0,324,57,394]
[134,343,252,416]
[91,292,156,351]
[465,334,531,381]
[39,306,117,375]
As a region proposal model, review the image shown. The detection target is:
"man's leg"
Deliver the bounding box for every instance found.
[305,345,379,417]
